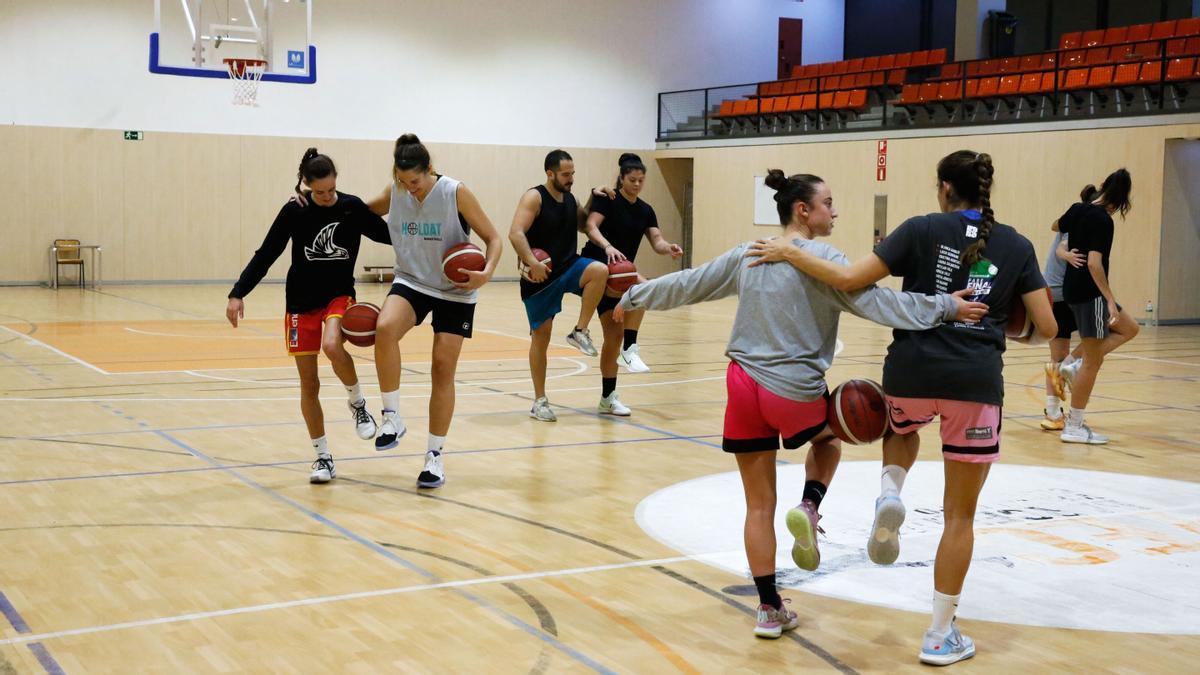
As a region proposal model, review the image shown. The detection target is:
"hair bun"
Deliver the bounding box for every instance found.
[763,168,788,192]
[397,133,421,146]
[303,147,320,161]
[618,152,642,167]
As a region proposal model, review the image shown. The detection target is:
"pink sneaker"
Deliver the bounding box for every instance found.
[786,499,824,571]
[754,599,799,639]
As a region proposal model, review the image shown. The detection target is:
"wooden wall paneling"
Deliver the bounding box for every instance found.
[1159,139,1200,321]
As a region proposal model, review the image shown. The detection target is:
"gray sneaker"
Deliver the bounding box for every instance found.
[566,328,598,357]
[529,396,557,422]
[1061,423,1108,445]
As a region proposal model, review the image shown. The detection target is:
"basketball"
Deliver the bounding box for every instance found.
[607,259,639,293]
[1006,287,1052,339]
[518,248,553,281]
[341,302,380,347]
[826,379,888,445]
[442,242,486,283]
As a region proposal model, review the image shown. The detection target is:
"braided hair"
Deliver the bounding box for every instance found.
[295,147,336,194]
[937,150,995,266]
[763,169,824,226]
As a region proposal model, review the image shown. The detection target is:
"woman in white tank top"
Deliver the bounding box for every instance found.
[364,134,503,488]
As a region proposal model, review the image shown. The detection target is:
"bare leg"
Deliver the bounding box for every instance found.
[295,355,323,439]
[429,332,465,436]
[374,294,418,393]
[599,309,622,379]
[933,460,991,595]
[735,450,779,577]
[575,261,608,331]
[322,316,359,387]
[529,318,553,400]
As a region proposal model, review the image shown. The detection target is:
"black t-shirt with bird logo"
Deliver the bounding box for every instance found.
[229,193,391,312]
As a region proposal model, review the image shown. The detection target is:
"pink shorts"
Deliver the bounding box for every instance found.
[886,396,1002,463]
[723,362,828,453]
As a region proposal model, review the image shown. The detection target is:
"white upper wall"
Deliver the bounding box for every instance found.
[1,0,845,149]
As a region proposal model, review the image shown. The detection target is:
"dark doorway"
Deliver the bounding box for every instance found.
[779,18,803,80]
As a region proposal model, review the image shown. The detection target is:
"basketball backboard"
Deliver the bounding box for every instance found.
[150,0,315,84]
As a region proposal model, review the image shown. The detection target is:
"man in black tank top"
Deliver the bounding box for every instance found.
[509,151,610,422]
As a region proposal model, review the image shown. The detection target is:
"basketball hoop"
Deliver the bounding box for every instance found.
[223,58,267,106]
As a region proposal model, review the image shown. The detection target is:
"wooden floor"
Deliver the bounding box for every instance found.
[0,282,1197,673]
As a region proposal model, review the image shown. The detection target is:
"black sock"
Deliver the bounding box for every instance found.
[803,480,828,509]
[623,329,639,351]
[753,574,782,609]
[602,377,617,398]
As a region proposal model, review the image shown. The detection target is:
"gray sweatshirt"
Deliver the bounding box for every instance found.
[618,237,959,402]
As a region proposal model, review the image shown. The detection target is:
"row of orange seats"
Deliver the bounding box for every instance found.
[788,48,947,79]
[757,69,905,97]
[933,38,1200,80]
[716,90,870,118]
[1060,17,1200,50]
[931,37,1200,82]
[898,58,1200,106]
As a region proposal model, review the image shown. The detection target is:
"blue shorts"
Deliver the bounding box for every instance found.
[523,257,596,330]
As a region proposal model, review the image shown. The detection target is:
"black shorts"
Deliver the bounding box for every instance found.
[597,293,621,316]
[1069,297,1121,340]
[389,283,475,338]
[1052,300,1077,339]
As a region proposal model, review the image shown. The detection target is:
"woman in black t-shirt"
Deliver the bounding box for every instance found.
[581,153,683,416]
[1053,168,1138,445]
[746,151,1056,666]
[226,149,391,484]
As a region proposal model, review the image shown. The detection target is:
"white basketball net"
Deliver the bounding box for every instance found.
[224,59,267,107]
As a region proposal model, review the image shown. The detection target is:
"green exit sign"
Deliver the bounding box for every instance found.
[123,131,144,141]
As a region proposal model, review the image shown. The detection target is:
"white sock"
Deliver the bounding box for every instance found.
[428,434,445,455]
[930,591,959,634]
[881,465,907,498]
[1063,354,1079,368]
[1046,396,1062,416]
[382,390,400,414]
[1068,407,1086,427]
[346,382,364,405]
[311,436,329,458]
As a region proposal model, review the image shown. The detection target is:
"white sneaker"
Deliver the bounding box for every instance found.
[566,328,598,357]
[1059,358,1082,390]
[310,455,336,484]
[1061,423,1108,445]
[417,450,445,488]
[618,344,651,373]
[348,399,377,440]
[867,495,905,564]
[375,410,407,451]
[598,392,631,416]
[530,396,557,422]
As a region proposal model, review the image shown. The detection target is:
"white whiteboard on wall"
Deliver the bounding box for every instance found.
[753,176,781,226]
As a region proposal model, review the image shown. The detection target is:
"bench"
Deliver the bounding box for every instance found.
[363,265,393,283]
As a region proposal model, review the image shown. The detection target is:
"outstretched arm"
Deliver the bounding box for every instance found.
[618,245,743,314]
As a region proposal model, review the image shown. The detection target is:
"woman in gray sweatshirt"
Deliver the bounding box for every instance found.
[614,170,986,640]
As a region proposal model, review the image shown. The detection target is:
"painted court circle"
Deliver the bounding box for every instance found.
[636,461,1200,634]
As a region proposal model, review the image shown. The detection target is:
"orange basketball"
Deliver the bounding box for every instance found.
[1006,287,1052,339]
[341,302,380,348]
[607,259,638,293]
[442,243,486,283]
[826,379,887,445]
[519,248,553,281]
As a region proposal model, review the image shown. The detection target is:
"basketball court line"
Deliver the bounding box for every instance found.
[146,428,614,674]
[0,433,725,487]
[0,325,109,375]
[0,553,701,649]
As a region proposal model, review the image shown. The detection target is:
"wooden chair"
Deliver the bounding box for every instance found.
[54,239,85,287]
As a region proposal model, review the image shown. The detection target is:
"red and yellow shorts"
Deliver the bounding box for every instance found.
[284,295,352,356]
